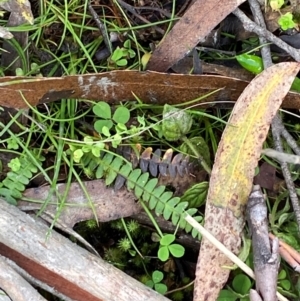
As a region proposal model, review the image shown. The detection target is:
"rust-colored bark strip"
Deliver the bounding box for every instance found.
[146,0,246,72]
[0,255,47,301]
[0,244,103,301]
[0,199,169,301]
[0,71,300,109]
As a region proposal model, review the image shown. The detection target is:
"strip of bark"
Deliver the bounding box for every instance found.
[0,198,170,301]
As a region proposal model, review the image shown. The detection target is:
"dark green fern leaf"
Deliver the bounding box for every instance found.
[79,150,202,237]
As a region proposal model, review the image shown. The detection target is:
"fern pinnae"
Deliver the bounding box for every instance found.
[0,153,44,205]
[85,151,202,237]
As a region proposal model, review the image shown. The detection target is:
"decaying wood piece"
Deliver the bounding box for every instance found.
[19,179,199,253]
[19,179,141,228]
[0,255,47,301]
[247,185,279,301]
[19,180,142,255]
[0,290,11,301]
[1,255,76,301]
[0,199,170,301]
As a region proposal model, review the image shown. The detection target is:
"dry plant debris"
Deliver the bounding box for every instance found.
[193,62,300,301]
[1,0,300,300]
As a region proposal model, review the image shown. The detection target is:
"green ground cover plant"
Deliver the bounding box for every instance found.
[0,0,300,300]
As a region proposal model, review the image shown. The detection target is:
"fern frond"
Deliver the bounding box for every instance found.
[93,151,202,238]
[0,152,44,205]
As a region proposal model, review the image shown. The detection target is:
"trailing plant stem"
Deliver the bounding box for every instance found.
[139,199,164,237]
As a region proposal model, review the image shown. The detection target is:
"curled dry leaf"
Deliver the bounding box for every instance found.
[193,62,300,301]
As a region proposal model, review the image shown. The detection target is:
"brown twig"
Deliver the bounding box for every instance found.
[115,0,165,35]
[88,1,112,54]
[272,115,300,229]
[269,233,300,272]
[132,5,172,18]
[273,115,300,155]
[244,0,300,231]
[247,185,279,301]
[233,7,300,61]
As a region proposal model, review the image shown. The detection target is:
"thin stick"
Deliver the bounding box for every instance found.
[233,8,300,61]
[88,1,112,54]
[116,0,165,35]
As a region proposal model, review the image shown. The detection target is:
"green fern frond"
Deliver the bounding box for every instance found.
[89,151,202,238]
[0,152,44,205]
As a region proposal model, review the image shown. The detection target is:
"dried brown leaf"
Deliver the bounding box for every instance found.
[194,62,300,301]
[146,0,246,72]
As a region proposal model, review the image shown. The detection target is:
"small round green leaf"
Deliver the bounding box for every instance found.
[152,270,164,283]
[116,122,127,132]
[128,49,136,58]
[145,280,154,288]
[94,120,113,133]
[158,246,169,262]
[113,107,130,124]
[278,269,286,280]
[102,126,111,137]
[73,149,83,163]
[117,59,128,66]
[111,47,124,62]
[279,279,291,291]
[93,102,111,119]
[155,283,167,295]
[91,146,101,157]
[124,39,131,49]
[168,244,185,258]
[217,290,238,301]
[232,274,252,295]
[160,234,175,246]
